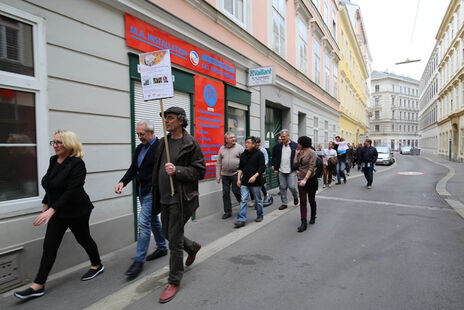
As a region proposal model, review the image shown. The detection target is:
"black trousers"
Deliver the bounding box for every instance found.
[363,165,374,186]
[34,212,101,285]
[221,174,241,214]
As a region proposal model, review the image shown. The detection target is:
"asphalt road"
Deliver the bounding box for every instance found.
[4,155,464,310]
[127,155,464,310]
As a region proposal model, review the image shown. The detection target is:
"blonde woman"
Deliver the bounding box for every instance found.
[15,130,103,300]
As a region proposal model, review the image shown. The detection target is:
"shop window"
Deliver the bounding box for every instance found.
[0,89,38,202]
[227,104,247,147]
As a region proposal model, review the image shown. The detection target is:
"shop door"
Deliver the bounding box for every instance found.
[133,81,190,222]
[265,106,282,189]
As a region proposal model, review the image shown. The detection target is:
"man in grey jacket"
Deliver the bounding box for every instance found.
[216,132,244,219]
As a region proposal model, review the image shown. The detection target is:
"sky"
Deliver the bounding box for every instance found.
[352,0,450,81]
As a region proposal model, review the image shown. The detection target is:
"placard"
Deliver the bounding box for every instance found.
[194,76,225,178]
[138,50,174,100]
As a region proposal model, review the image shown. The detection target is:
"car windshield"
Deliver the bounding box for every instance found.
[402,147,412,150]
[377,147,390,154]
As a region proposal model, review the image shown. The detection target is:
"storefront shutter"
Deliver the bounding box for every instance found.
[133,81,190,216]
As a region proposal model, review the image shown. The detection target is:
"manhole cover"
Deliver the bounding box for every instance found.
[396,171,425,176]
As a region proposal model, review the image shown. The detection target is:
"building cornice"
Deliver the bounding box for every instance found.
[437,107,464,125]
[436,0,460,40]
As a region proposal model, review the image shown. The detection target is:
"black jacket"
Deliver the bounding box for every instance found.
[120,139,159,196]
[271,141,298,172]
[239,148,265,186]
[152,130,206,221]
[41,156,93,219]
[360,146,378,164]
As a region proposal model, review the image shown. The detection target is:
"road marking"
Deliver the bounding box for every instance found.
[317,196,455,213]
[84,205,296,310]
[396,171,425,176]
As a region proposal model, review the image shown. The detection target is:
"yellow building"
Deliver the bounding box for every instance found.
[436,0,464,161]
[337,2,369,145]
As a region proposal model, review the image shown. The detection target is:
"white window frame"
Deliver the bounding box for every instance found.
[0,3,48,217]
[333,61,338,98]
[312,37,321,85]
[324,52,330,92]
[271,0,286,58]
[222,0,247,28]
[296,16,308,74]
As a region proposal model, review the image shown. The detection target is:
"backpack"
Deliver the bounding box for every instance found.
[315,156,323,178]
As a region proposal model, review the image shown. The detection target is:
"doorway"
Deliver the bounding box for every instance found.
[265,106,282,189]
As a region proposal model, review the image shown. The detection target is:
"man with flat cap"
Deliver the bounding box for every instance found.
[152,107,206,303]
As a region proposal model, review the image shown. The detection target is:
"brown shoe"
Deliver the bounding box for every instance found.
[294,198,299,205]
[278,205,287,210]
[159,284,179,303]
[185,242,201,266]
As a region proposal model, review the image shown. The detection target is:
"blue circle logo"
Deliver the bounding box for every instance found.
[203,84,217,107]
[189,51,199,66]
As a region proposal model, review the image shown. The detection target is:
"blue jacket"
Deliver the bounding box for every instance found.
[271,141,298,172]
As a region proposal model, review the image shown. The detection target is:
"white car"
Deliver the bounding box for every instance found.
[376,147,394,165]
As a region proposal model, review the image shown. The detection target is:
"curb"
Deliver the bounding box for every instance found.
[421,155,464,220]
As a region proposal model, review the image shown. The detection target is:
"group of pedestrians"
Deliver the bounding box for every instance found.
[14,106,378,304]
[15,107,204,304]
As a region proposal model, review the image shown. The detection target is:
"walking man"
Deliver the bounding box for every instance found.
[235,136,265,228]
[272,129,299,210]
[360,139,378,189]
[216,132,244,219]
[152,107,206,303]
[115,120,167,278]
[335,137,348,185]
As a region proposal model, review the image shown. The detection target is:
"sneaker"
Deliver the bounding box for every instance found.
[367,186,372,189]
[255,217,263,222]
[322,184,326,188]
[14,287,45,300]
[81,265,104,281]
[234,221,245,228]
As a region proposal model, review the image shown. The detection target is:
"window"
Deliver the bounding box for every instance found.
[223,0,246,26]
[392,124,394,132]
[324,52,330,92]
[375,97,379,106]
[227,105,247,147]
[0,8,47,210]
[340,30,344,55]
[375,125,379,132]
[324,0,329,25]
[392,110,395,120]
[392,84,395,91]
[0,14,34,76]
[333,62,338,98]
[314,116,319,128]
[312,37,321,85]
[375,85,379,92]
[375,110,379,120]
[314,129,319,148]
[296,17,308,74]
[332,9,337,39]
[324,120,328,130]
[272,0,286,57]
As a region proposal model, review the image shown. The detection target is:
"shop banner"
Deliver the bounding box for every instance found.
[126,14,236,85]
[194,76,224,178]
[248,66,274,86]
[138,50,174,100]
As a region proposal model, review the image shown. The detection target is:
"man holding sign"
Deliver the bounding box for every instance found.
[151,107,206,303]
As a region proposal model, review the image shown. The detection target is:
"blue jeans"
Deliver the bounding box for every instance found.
[278,171,298,205]
[337,160,346,183]
[237,186,263,222]
[134,192,167,263]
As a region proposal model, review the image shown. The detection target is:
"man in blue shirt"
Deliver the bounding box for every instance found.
[115,120,167,278]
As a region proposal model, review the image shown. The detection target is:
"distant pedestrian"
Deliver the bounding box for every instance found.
[322,141,337,188]
[356,143,363,170]
[335,137,348,184]
[346,143,353,175]
[15,130,103,300]
[316,144,325,158]
[271,135,283,195]
[235,136,266,228]
[216,132,244,219]
[272,129,299,210]
[360,139,378,189]
[115,120,167,278]
[294,136,318,232]
[152,107,206,303]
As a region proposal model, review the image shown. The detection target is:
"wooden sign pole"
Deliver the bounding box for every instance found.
[159,98,175,197]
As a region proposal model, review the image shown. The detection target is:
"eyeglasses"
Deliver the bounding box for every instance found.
[50,140,63,146]
[136,132,146,137]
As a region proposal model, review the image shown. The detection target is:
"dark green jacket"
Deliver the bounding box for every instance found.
[152,130,206,221]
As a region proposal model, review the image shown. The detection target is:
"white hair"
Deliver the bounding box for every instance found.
[137,119,154,132]
[280,129,289,135]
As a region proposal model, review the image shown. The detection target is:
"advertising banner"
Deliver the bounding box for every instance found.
[138,50,174,100]
[194,76,225,178]
[126,14,236,85]
[248,66,274,86]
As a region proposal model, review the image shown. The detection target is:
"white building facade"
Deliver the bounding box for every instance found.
[369,71,420,150]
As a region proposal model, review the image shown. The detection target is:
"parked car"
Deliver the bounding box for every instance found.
[400,146,413,155]
[376,147,394,165]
